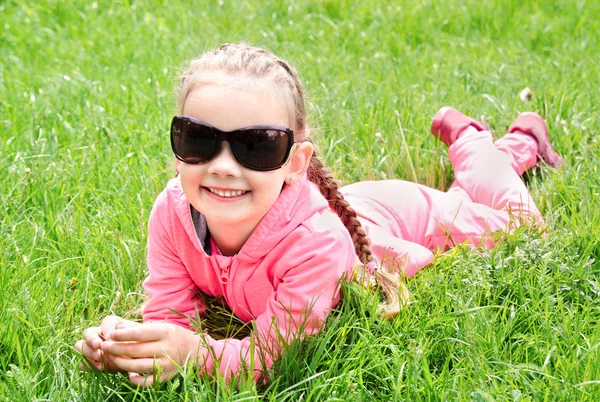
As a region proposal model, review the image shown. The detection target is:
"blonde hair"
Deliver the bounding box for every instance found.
[177,43,407,318]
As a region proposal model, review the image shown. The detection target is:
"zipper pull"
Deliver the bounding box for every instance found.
[220,265,230,284]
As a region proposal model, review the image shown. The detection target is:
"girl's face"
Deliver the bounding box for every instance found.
[178,83,295,235]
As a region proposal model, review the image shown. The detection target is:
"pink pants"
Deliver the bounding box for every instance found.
[342,128,541,275]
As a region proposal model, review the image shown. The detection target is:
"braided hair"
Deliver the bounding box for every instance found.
[306,147,408,318]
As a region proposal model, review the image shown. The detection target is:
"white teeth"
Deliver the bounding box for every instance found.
[207,188,247,198]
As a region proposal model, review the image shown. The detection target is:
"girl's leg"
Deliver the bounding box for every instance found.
[418,108,564,250]
[436,108,562,179]
[503,112,564,169]
[432,107,548,221]
[425,107,569,250]
[493,132,538,176]
[342,179,532,254]
[447,126,542,223]
[425,185,528,250]
[452,111,562,178]
[422,126,539,250]
[495,112,563,174]
[446,131,537,196]
[423,127,542,250]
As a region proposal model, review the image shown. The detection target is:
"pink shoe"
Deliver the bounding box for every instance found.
[431,107,487,147]
[507,112,563,169]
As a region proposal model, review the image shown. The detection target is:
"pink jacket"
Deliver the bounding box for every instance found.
[142,175,356,379]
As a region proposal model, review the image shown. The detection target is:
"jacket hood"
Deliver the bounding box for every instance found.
[167,174,331,263]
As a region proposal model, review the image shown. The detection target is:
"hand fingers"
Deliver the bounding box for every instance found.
[75,339,103,361]
[82,327,103,349]
[74,340,103,371]
[108,325,165,342]
[128,370,172,388]
[128,372,152,387]
[75,338,127,373]
[100,340,160,359]
[80,358,103,372]
[101,315,139,338]
[74,339,85,355]
[116,320,141,330]
[110,355,160,374]
[100,315,124,336]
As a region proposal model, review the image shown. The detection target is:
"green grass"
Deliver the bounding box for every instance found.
[1,0,599,400]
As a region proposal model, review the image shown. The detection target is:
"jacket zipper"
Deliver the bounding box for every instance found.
[220,264,230,284]
[220,258,239,310]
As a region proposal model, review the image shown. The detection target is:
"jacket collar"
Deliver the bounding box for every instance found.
[168,174,330,262]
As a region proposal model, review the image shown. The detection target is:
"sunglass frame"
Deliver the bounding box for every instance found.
[170,115,296,171]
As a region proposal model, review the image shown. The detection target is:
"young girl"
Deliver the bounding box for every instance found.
[75,43,562,387]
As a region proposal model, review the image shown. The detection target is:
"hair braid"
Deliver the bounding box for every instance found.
[306,150,373,265]
[306,148,408,318]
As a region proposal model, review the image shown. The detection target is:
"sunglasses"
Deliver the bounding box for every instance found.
[170,115,297,171]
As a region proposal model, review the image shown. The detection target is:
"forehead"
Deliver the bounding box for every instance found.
[182,79,293,132]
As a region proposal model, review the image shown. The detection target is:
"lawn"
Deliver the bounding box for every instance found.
[1,0,599,400]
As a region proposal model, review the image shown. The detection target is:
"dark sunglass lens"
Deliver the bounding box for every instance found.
[172,119,217,164]
[233,130,291,170]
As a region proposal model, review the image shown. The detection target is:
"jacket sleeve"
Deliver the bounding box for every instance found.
[199,226,355,381]
[142,190,203,327]
[362,221,434,277]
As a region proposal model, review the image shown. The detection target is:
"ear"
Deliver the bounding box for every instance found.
[175,159,182,176]
[286,141,313,178]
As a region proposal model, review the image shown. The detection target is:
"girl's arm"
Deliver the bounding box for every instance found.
[76,190,200,378]
[197,225,356,381]
[101,224,353,384]
[142,190,203,326]
[98,191,209,386]
[103,192,354,383]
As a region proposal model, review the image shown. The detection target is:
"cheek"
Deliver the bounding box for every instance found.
[252,173,286,203]
[179,165,203,191]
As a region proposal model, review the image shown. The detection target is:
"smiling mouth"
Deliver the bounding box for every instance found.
[205,187,249,198]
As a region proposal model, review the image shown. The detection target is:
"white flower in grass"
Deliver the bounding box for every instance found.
[519,87,533,102]
[375,132,386,144]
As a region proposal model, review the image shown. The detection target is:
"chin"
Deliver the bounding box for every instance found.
[209,212,253,227]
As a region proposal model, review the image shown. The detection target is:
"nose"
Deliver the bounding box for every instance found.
[206,142,242,178]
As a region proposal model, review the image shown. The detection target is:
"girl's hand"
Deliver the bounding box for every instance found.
[74,315,140,372]
[100,323,207,387]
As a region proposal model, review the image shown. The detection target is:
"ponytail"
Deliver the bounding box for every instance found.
[306,146,409,318]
